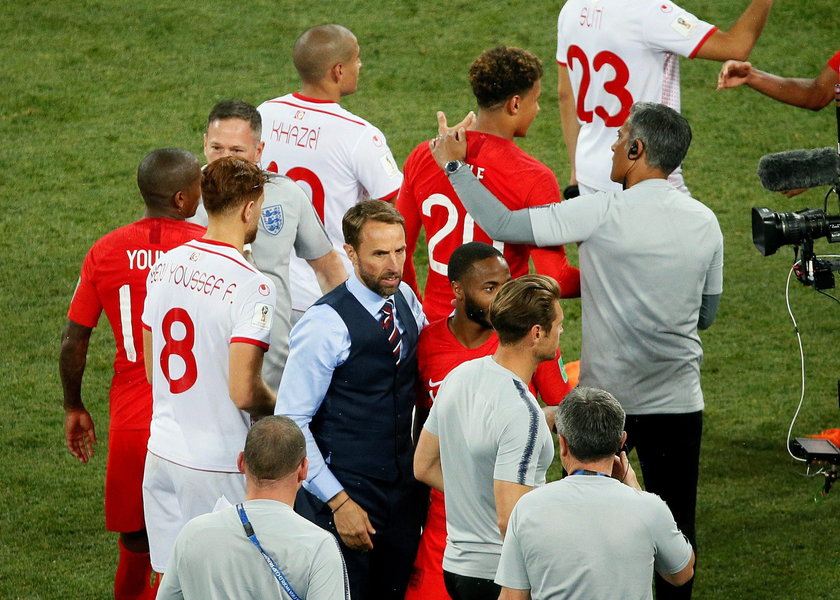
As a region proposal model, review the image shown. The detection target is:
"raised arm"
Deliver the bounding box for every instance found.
[717,60,836,111]
[693,0,774,62]
[428,129,537,244]
[59,319,97,462]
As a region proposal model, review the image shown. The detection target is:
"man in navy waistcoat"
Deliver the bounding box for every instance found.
[275,199,428,599]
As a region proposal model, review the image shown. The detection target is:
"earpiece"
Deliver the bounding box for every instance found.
[629,141,639,157]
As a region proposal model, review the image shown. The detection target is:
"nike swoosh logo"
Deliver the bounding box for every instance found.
[428,378,445,388]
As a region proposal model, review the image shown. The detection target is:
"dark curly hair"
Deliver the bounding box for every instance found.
[469,46,543,109]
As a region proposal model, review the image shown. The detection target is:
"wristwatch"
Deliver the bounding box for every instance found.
[444,160,466,175]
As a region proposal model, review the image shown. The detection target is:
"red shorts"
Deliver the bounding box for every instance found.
[105,428,149,533]
[405,488,449,600]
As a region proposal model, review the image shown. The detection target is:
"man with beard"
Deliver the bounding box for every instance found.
[414,275,564,600]
[141,157,277,575]
[407,242,574,600]
[275,200,427,599]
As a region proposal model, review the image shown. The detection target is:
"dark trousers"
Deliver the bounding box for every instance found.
[624,410,702,600]
[443,570,501,600]
[295,467,425,600]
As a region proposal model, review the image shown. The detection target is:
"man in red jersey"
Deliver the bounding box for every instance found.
[397,46,580,322]
[60,148,205,600]
[405,242,574,600]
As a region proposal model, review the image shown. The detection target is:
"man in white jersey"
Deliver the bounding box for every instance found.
[557,0,773,194]
[257,24,403,322]
[414,275,562,600]
[141,157,278,573]
[196,100,347,390]
[158,416,350,600]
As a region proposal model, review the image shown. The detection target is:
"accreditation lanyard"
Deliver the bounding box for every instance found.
[236,503,303,600]
[570,469,609,477]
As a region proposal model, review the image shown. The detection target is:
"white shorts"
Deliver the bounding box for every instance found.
[142,452,246,572]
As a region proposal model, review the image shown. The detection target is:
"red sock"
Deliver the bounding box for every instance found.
[114,539,152,600]
[142,570,161,600]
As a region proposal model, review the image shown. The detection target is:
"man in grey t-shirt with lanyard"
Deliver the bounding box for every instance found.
[431,102,722,597]
[495,387,694,600]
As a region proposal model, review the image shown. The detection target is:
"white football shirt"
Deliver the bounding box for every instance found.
[142,238,276,471]
[257,93,402,310]
[557,0,716,192]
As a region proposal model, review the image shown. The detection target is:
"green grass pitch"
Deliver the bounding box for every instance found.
[1,0,838,597]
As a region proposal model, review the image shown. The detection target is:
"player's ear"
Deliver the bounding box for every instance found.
[507,94,521,115]
[451,280,464,301]
[330,61,343,83]
[255,141,265,163]
[557,433,570,458]
[242,199,256,224]
[529,322,542,344]
[237,452,246,474]
[344,243,358,267]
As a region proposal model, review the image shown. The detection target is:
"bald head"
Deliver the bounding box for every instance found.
[293,24,357,84]
[136,148,201,210]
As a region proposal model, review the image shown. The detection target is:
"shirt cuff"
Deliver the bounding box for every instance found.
[305,467,344,503]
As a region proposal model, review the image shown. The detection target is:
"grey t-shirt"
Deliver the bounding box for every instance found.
[157,498,350,600]
[424,356,555,579]
[191,175,334,390]
[495,475,692,599]
[529,179,723,414]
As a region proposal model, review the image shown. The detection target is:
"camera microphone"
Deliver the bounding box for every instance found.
[757,147,840,192]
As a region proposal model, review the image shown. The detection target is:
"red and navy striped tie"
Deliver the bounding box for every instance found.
[380,299,402,365]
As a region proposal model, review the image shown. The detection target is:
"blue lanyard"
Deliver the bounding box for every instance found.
[570,469,609,477]
[236,503,303,600]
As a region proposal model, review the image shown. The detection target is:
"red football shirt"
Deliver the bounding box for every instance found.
[397,130,580,322]
[416,317,573,409]
[68,218,205,430]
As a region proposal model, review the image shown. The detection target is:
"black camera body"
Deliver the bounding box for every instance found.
[752,207,840,256]
[752,207,840,289]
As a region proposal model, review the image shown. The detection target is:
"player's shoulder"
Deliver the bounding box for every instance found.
[419,317,450,341]
[89,219,146,249]
[264,173,309,205]
[257,92,293,113]
[446,355,492,382]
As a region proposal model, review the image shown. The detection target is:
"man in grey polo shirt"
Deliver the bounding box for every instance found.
[157,416,350,600]
[414,275,561,600]
[495,387,694,600]
[431,101,722,596]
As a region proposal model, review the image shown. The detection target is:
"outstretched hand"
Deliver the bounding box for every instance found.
[717,60,752,90]
[65,408,97,462]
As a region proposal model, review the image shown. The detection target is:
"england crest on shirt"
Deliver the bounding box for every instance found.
[261,204,284,235]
